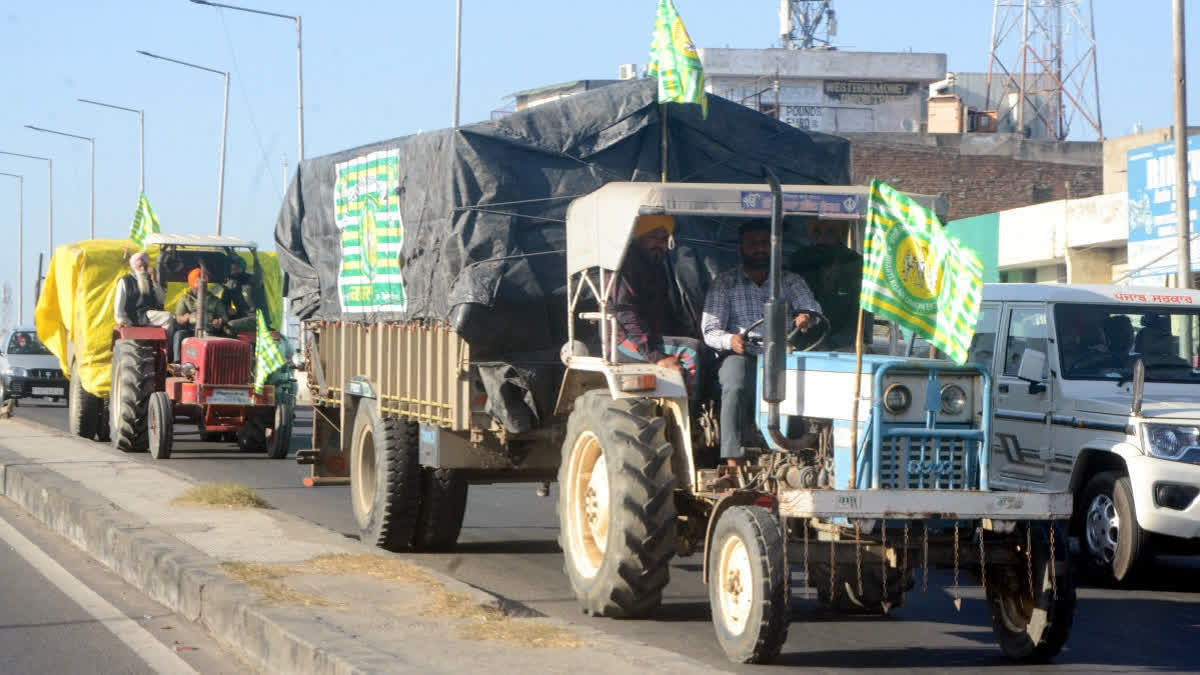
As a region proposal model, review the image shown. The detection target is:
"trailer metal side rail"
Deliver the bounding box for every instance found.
[777,488,1072,520]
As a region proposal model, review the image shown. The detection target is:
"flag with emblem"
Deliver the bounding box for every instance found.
[129,192,160,250]
[646,0,708,117]
[253,310,285,394]
[860,179,983,364]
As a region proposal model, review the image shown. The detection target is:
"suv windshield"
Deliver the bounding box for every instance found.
[1056,303,1200,382]
[7,331,51,356]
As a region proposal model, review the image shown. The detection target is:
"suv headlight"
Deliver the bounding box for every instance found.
[3,367,28,377]
[940,384,968,416]
[1143,424,1200,462]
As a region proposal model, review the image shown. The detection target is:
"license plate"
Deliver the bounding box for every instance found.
[32,387,63,397]
[207,389,251,405]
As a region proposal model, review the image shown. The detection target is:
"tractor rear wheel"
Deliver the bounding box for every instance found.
[147,392,173,460]
[110,340,155,453]
[986,522,1075,663]
[558,390,677,618]
[350,399,422,552]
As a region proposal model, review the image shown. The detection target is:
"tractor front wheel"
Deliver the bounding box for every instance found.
[147,392,173,460]
[708,505,790,664]
[986,522,1075,664]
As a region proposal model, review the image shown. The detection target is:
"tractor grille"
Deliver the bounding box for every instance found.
[877,435,975,490]
[202,339,252,385]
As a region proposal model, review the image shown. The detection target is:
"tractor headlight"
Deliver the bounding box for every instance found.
[1143,424,1200,462]
[940,384,968,416]
[883,384,912,414]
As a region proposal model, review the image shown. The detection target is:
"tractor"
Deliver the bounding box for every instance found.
[109,234,295,460]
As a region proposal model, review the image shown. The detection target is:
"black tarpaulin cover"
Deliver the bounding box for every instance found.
[275,78,849,431]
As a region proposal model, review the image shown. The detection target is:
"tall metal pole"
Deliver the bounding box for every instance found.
[453,0,463,127]
[1174,0,1192,291]
[0,152,52,258]
[296,15,304,160]
[1018,0,1030,135]
[0,173,21,324]
[217,70,230,235]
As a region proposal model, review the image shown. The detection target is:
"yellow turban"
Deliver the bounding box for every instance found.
[633,214,675,239]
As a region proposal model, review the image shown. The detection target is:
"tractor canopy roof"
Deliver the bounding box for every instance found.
[145,233,258,250]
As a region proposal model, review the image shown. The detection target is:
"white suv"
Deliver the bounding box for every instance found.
[969,284,1200,584]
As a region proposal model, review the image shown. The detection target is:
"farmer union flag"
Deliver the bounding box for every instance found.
[334,150,407,313]
[861,179,982,365]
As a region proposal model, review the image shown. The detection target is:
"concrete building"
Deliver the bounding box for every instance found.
[698,47,946,134]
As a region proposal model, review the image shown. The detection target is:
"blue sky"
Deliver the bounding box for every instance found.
[0,0,1197,325]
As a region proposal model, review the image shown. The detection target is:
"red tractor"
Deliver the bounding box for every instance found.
[108,235,295,460]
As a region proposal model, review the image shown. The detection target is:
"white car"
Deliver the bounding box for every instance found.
[0,327,68,406]
[969,284,1200,584]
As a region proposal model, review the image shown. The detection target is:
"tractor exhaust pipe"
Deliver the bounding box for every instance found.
[760,167,797,452]
[196,265,208,340]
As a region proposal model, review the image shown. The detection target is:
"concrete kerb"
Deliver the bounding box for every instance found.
[0,416,724,675]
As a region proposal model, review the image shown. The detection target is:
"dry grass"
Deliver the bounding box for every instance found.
[220,552,585,648]
[172,482,269,509]
[220,562,335,607]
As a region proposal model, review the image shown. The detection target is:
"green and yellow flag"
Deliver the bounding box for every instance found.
[861,180,983,364]
[253,309,286,394]
[647,0,707,117]
[129,192,160,250]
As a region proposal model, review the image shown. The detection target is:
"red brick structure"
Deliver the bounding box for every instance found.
[840,133,1103,222]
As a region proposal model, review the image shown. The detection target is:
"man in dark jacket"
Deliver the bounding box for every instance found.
[221,255,262,334]
[611,215,700,394]
[791,218,869,350]
[113,252,176,333]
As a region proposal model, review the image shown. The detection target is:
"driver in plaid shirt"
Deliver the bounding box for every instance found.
[702,220,822,466]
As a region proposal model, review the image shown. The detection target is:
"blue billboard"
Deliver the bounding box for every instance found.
[1126,135,1200,278]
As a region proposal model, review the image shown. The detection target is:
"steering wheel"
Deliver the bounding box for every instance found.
[739,312,829,353]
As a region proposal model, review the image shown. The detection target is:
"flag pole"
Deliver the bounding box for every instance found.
[848,306,865,489]
[660,103,668,183]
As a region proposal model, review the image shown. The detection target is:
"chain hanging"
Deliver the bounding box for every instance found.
[921,522,929,593]
[977,523,988,598]
[902,519,911,590]
[1025,524,1034,599]
[1049,522,1058,600]
[829,536,837,602]
[802,520,811,599]
[952,521,962,611]
[854,521,864,597]
[880,520,890,614]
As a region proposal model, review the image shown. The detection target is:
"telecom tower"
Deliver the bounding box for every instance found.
[778,0,836,50]
[985,0,1103,141]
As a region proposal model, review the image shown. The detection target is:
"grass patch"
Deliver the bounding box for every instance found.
[220,562,334,606]
[457,618,585,649]
[172,482,269,509]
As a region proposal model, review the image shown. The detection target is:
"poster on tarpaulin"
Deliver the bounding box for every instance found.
[1126,135,1200,279]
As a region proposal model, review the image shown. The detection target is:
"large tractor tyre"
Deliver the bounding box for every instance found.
[350,399,422,552]
[1078,471,1149,586]
[68,361,100,440]
[95,398,111,443]
[413,468,469,552]
[810,562,913,614]
[266,387,295,460]
[109,340,155,453]
[147,392,174,460]
[986,522,1076,664]
[558,390,678,618]
[708,505,790,665]
[236,418,269,451]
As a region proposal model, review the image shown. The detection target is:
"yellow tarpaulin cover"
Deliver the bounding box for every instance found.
[35,239,283,398]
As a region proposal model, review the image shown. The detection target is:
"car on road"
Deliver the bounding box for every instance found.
[0,327,68,405]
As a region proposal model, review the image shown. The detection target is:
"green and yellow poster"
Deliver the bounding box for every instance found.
[334,150,406,313]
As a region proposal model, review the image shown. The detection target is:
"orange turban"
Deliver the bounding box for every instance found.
[188,268,204,288]
[633,214,675,239]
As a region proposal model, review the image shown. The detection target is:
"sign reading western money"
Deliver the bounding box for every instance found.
[334,150,407,312]
[824,80,912,106]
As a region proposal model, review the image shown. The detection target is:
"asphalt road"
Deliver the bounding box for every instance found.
[0,489,245,674]
[13,398,1200,673]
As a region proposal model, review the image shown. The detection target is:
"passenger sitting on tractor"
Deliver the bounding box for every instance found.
[114,252,177,335]
[221,255,263,334]
[790,218,868,351]
[611,215,701,394]
[702,219,822,467]
[176,267,233,338]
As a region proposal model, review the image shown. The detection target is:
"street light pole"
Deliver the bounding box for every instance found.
[188,0,304,162]
[79,98,144,194]
[25,126,94,239]
[0,151,51,257]
[138,50,229,234]
[0,173,22,324]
